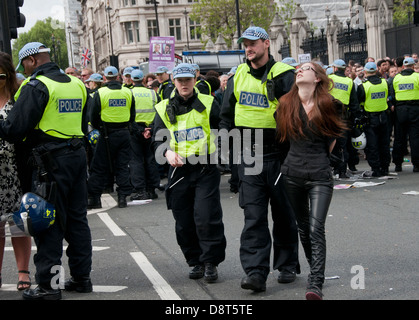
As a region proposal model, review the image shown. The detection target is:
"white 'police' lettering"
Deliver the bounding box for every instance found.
[58,99,82,113]
[398,83,414,90]
[371,92,385,99]
[239,91,269,108]
[109,99,127,107]
[174,127,205,143]
[335,83,349,91]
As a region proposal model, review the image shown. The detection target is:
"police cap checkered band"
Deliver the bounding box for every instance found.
[16,42,50,73]
[172,63,196,79]
[238,27,269,44]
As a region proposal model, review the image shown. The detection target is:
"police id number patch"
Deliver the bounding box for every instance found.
[239,91,269,108]
[174,126,205,143]
[109,99,127,107]
[58,99,83,113]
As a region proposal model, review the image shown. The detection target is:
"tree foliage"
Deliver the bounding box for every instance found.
[190,0,278,48]
[393,0,415,26]
[12,17,68,70]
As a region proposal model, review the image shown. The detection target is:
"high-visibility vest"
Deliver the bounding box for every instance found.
[233,62,294,128]
[329,74,353,105]
[154,93,216,157]
[393,72,419,101]
[98,86,132,123]
[362,79,388,112]
[131,86,157,126]
[15,74,87,139]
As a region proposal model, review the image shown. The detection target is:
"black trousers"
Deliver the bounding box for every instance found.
[284,176,334,288]
[165,164,226,266]
[88,128,132,197]
[129,133,160,191]
[33,146,92,287]
[394,104,419,167]
[364,111,391,171]
[238,159,299,279]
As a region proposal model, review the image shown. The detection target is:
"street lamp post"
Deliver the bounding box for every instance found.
[67,24,74,67]
[183,8,190,50]
[147,0,160,36]
[325,6,330,26]
[51,34,58,64]
[106,2,114,57]
[235,0,241,49]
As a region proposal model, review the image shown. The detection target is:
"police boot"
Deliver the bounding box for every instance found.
[130,189,150,201]
[146,187,158,199]
[118,195,127,208]
[64,276,93,293]
[87,195,102,209]
[22,285,62,300]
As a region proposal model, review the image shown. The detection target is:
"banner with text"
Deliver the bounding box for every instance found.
[149,36,175,73]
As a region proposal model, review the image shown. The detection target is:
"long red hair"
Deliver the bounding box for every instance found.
[276,62,347,142]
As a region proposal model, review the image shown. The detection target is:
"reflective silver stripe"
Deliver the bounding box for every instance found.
[136,109,155,113]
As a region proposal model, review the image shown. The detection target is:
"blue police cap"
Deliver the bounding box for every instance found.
[123,67,134,76]
[172,63,196,79]
[86,73,103,83]
[281,57,298,67]
[16,42,51,73]
[332,59,346,69]
[131,69,144,81]
[403,57,415,66]
[364,62,377,72]
[104,66,118,77]
[155,66,169,74]
[238,26,269,44]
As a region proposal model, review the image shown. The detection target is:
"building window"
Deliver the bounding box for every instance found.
[189,19,201,40]
[134,21,140,42]
[187,0,198,2]
[125,22,134,43]
[123,0,137,6]
[167,0,179,3]
[169,19,182,40]
[148,20,159,39]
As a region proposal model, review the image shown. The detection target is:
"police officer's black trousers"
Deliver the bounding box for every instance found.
[238,159,299,280]
[88,128,133,197]
[129,133,160,191]
[33,146,92,288]
[283,176,334,288]
[165,164,226,266]
[364,111,391,171]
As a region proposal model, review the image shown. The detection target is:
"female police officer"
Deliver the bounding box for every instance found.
[151,63,226,282]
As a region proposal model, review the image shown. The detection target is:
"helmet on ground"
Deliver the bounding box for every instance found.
[351,127,367,150]
[88,129,100,145]
[12,192,56,236]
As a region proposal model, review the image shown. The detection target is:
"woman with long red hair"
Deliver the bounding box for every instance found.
[275,61,346,300]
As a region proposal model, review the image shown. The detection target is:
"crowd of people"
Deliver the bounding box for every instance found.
[0,24,418,301]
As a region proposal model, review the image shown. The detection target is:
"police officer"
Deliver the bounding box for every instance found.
[0,42,92,299]
[155,66,175,100]
[122,66,134,89]
[220,26,299,292]
[152,63,226,283]
[87,66,136,209]
[329,59,362,176]
[357,62,391,176]
[192,64,211,95]
[129,69,161,200]
[390,57,419,172]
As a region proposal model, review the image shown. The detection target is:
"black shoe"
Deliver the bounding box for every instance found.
[22,285,62,300]
[241,273,266,292]
[306,285,323,300]
[339,172,349,179]
[87,196,101,209]
[414,166,419,173]
[395,165,402,172]
[64,277,93,293]
[146,188,158,199]
[372,170,382,177]
[230,185,238,193]
[157,184,166,191]
[277,270,296,283]
[348,165,357,172]
[189,265,204,279]
[204,263,218,283]
[118,196,127,208]
[380,167,389,176]
[130,189,150,201]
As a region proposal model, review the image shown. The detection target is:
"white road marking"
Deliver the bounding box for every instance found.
[97,212,126,236]
[0,284,127,293]
[4,246,109,252]
[130,251,181,300]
